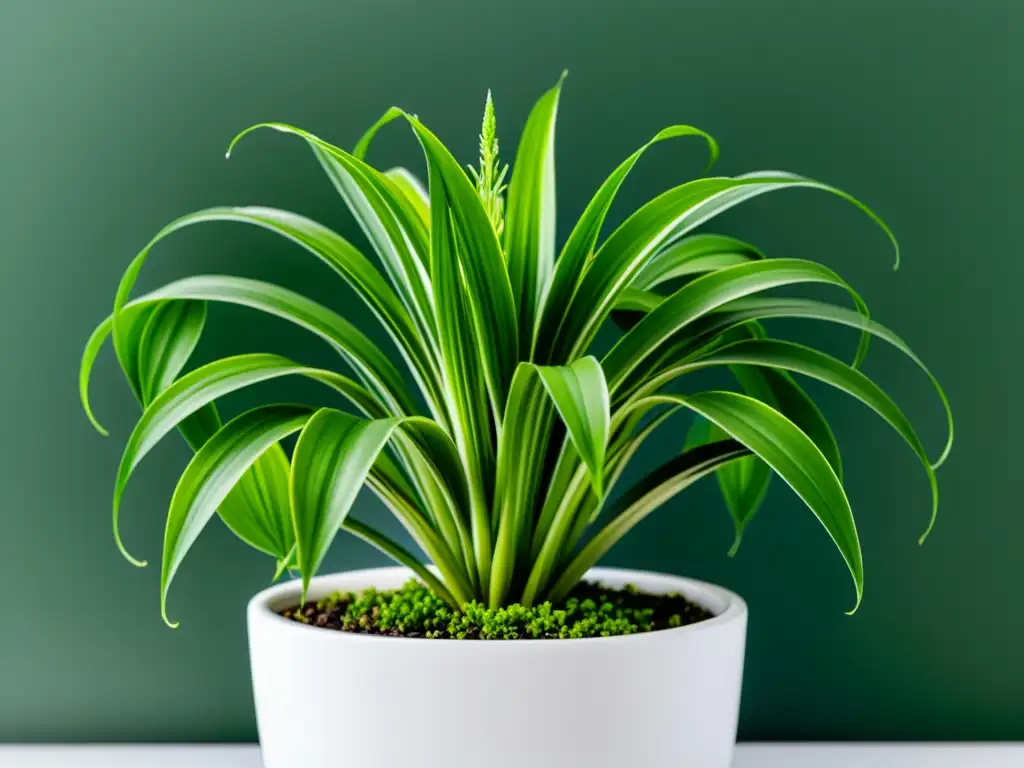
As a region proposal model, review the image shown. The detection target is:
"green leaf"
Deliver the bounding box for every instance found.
[383,167,430,231]
[120,274,417,416]
[307,144,437,353]
[161,404,313,627]
[685,415,772,556]
[83,296,295,562]
[523,402,680,606]
[391,416,477,586]
[535,124,719,356]
[405,113,519,410]
[290,409,403,598]
[352,106,404,161]
[668,337,941,542]
[489,369,554,608]
[631,233,764,292]
[110,302,158,403]
[504,74,563,356]
[111,204,442,422]
[651,295,954,470]
[81,301,208,436]
[650,391,864,612]
[430,195,495,592]
[722,362,838,556]
[133,300,223,451]
[541,173,895,364]
[547,439,749,602]
[490,357,610,607]
[218,443,295,559]
[754,367,842,479]
[111,353,384,565]
[604,258,869,394]
[533,357,609,498]
[230,122,434,321]
[136,300,206,403]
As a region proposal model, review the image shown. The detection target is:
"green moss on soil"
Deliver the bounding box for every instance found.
[281,579,711,639]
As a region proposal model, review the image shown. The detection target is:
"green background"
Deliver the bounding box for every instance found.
[2,0,1020,743]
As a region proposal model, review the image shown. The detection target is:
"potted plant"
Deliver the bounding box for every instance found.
[80,77,952,767]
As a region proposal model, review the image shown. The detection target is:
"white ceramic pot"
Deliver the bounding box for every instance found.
[248,566,747,768]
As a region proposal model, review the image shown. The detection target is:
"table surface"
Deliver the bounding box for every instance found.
[2,745,1022,767]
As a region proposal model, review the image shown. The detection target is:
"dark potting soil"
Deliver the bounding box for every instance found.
[280,579,712,639]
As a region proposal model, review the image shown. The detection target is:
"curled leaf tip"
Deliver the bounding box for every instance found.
[114,505,147,567]
[845,587,864,616]
[225,123,277,160]
[161,602,179,629]
[115,538,147,568]
[727,532,743,558]
[85,409,110,437]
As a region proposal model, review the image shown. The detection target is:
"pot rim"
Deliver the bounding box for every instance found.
[248,566,747,646]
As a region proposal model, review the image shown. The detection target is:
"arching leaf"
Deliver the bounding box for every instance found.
[161,405,313,627]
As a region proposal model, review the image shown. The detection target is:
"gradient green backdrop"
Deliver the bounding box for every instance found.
[2,0,1020,743]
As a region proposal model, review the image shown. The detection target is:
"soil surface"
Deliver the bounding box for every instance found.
[280,578,712,639]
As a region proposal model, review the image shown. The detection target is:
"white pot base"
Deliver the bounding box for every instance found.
[248,567,747,768]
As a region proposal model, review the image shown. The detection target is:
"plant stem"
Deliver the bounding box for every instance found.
[342,517,460,608]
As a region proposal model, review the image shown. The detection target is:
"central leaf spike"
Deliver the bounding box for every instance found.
[467,89,510,239]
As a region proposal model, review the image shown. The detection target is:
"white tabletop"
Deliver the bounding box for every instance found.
[1,745,1022,767]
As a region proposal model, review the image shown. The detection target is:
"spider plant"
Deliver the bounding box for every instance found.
[80,76,952,627]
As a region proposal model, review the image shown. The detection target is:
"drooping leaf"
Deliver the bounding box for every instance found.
[218,442,296,559]
[111,204,443,422]
[630,294,953,469]
[86,298,285,564]
[136,301,206,403]
[541,174,895,364]
[631,233,764,292]
[161,404,313,626]
[685,415,772,555]
[663,337,940,541]
[109,274,418,416]
[111,353,385,565]
[603,258,870,394]
[638,391,864,612]
[307,144,437,354]
[534,357,610,498]
[290,409,402,598]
